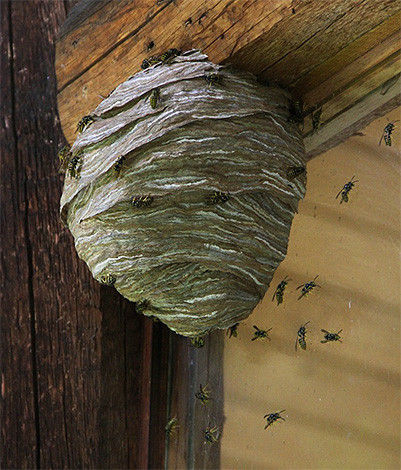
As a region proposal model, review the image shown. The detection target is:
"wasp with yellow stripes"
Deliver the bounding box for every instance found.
[149,88,160,109]
[206,191,229,205]
[297,276,320,300]
[204,425,219,444]
[132,194,154,208]
[321,329,343,343]
[336,176,358,204]
[204,72,222,87]
[264,410,286,429]
[272,275,291,306]
[76,115,94,133]
[252,326,272,342]
[296,321,310,351]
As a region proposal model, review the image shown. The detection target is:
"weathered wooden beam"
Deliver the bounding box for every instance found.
[305,76,401,158]
[56,0,401,160]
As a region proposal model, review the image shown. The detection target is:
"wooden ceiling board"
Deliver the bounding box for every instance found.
[56,0,401,157]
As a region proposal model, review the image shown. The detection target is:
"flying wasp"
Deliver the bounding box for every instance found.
[296,321,310,350]
[297,275,320,300]
[113,155,125,174]
[190,337,205,348]
[204,72,222,88]
[132,194,154,208]
[204,425,219,444]
[252,325,272,342]
[149,88,160,109]
[165,416,179,436]
[67,155,82,179]
[100,273,116,286]
[287,166,305,180]
[312,107,323,133]
[58,145,71,173]
[336,176,358,204]
[264,410,286,429]
[288,100,304,129]
[379,120,399,146]
[226,322,240,338]
[321,329,343,343]
[195,384,210,405]
[272,275,291,306]
[206,191,230,205]
[76,115,94,133]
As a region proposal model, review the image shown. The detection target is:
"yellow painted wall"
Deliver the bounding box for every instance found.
[222,109,400,469]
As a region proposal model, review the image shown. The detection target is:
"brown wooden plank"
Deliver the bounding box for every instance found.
[302,33,400,111]
[303,52,401,135]
[56,0,400,145]
[293,11,401,98]
[305,79,401,158]
[59,0,112,39]
[56,0,174,91]
[258,0,400,85]
[165,331,225,469]
[0,2,38,467]
[1,1,166,468]
[165,334,192,470]
[56,0,292,142]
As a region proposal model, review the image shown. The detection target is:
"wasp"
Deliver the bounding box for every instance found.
[252,325,272,342]
[336,176,358,204]
[264,410,286,429]
[190,336,205,348]
[272,275,291,306]
[296,321,310,350]
[204,425,219,444]
[165,416,178,436]
[136,299,150,312]
[100,273,116,286]
[195,384,210,405]
[379,120,399,146]
[226,322,240,338]
[287,166,305,180]
[159,48,182,64]
[147,315,160,323]
[58,145,71,172]
[132,194,154,208]
[296,275,320,300]
[113,155,125,174]
[75,115,94,133]
[67,155,82,179]
[312,107,323,133]
[321,329,343,343]
[288,100,304,128]
[204,73,222,87]
[206,191,230,205]
[149,88,160,109]
[141,55,161,69]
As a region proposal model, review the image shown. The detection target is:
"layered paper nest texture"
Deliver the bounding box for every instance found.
[60,50,306,337]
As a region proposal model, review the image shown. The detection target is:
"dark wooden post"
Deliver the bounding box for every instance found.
[1,2,170,468]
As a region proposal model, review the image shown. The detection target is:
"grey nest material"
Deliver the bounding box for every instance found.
[60,50,306,337]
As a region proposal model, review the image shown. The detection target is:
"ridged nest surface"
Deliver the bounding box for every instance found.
[60,50,306,337]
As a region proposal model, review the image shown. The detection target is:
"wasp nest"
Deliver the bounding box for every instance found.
[60,50,306,337]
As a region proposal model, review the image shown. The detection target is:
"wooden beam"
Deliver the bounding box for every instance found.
[304,76,401,158]
[56,0,401,160]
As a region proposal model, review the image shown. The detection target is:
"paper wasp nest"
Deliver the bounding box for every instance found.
[60,50,306,337]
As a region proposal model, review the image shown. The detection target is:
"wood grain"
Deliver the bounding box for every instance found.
[1,1,168,468]
[56,0,401,158]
